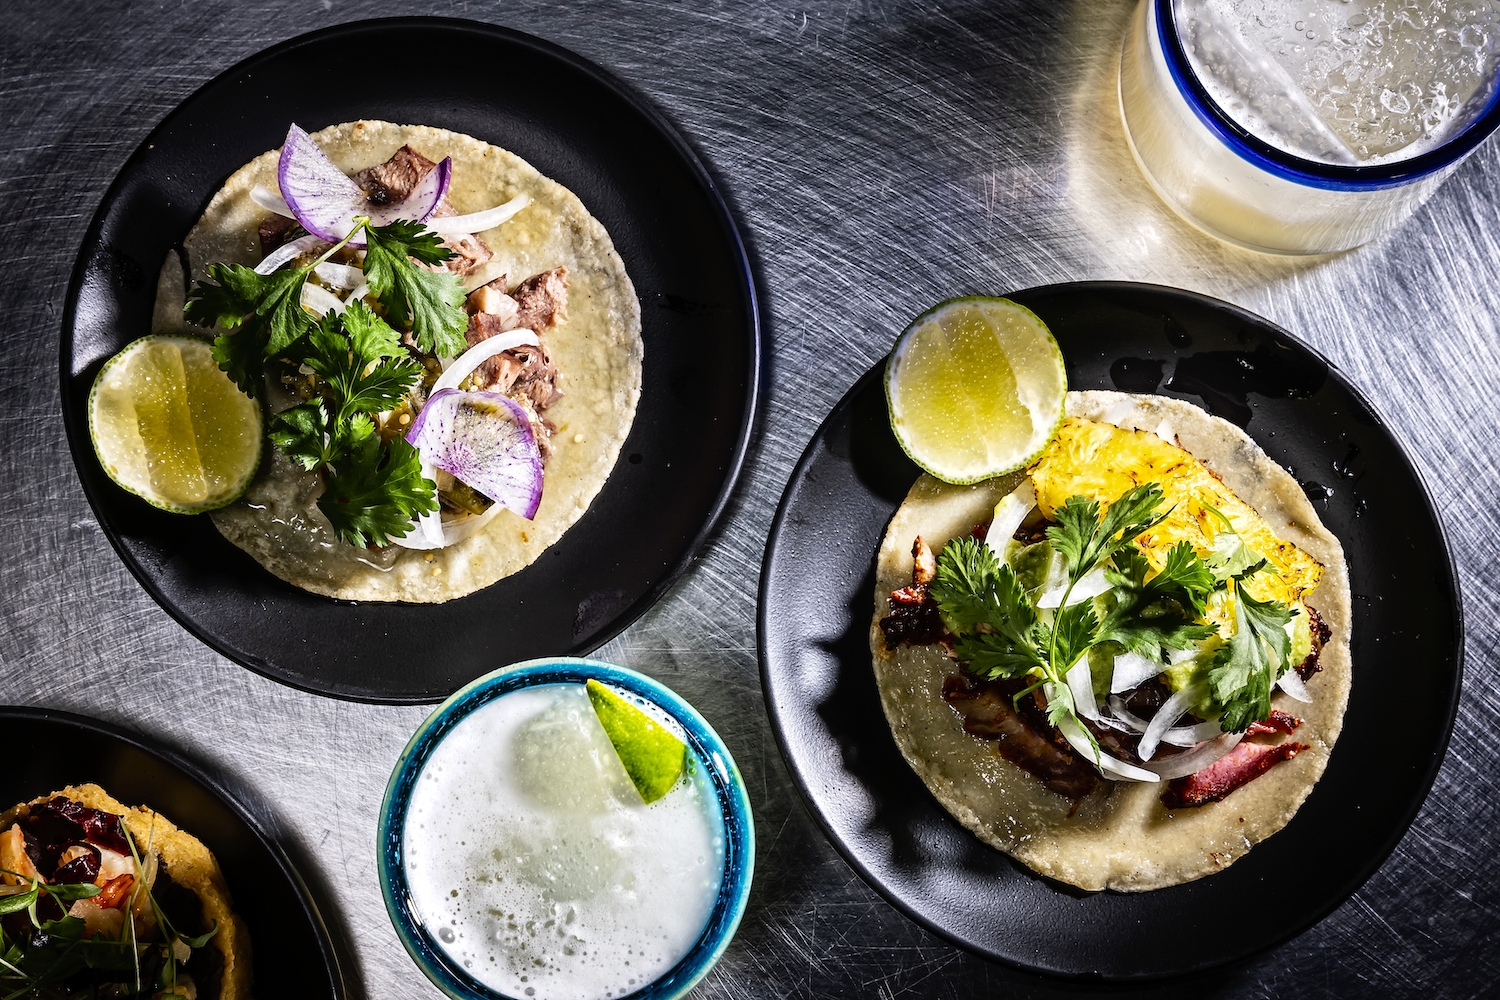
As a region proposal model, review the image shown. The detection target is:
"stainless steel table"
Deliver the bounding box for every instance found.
[3,2,1496,997]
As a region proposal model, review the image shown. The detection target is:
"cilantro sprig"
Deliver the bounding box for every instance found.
[186,216,469,393]
[928,485,1302,774]
[186,215,466,548]
[266,301,435,547]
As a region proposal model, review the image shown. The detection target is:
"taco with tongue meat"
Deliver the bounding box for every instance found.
[870,390,1352,891]
[150,120,643,603]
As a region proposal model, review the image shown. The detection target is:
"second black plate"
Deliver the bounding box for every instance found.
[0,708,343,998]
[60,19,760,703]
[758,282,1462,979]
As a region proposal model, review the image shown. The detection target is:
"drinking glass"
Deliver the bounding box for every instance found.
[1119,0,1500,254]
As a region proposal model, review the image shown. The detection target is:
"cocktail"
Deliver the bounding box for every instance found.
[1119,0,1500,253]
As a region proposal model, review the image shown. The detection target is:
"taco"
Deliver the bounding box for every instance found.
[870,390,1351,891]
[150,120,643,602]
[0,783,251,998]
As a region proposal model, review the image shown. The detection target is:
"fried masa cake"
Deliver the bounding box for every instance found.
[0,783,251,998]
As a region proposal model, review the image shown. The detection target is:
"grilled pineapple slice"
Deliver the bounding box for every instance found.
[1026,417,1322,633]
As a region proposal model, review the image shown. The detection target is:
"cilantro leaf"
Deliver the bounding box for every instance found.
[1206,580,1296,731]
[186,261,315,357]
[1046,483,1165,586]
[1051,601,1100,679]
[1100,540,1220,660]
[318,431,436,548]
[210,325,271,396]
[302,302,422,419]
[362,221,467,357]
[931,536,1050,680]
[269,401,334,471]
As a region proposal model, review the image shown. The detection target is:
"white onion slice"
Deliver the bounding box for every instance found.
[433,330,539,385]
[1056,713,1159,783]
[314,261,364,289]
[1110,651,1163,693]
[300,283,346,317]
[346,283,370,305]
[1107,696,1151,733]
[1065,659,1100,723]
[1168,647,1198,665]
[1138,682,1206,761]
[1142,732,1245,781]
[985,479,1036,559]
[1037,566,1111,609]
[255,234,325,275]
[1161,719,1226,747]
[1276,668,1313,703]
[251,185,294,218]
[424,193,533,235]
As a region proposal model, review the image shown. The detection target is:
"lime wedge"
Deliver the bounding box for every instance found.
[886,297,1067,484]
[89,335,262,513]
[586,679,686,804]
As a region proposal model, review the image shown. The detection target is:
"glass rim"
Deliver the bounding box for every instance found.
[1157,0,1500,191]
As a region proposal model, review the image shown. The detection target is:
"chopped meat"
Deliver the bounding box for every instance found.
[911,537,936,586]
[1161,740,1309,809]
[353,144,492,276]
[468,278,520,326]
[1247,710,1302,736]
[353,145,437,204]
[1013,513,1054,545]
[509,267,569,332]
[942,676,1100,799]
[880,586,945,649]
[969,522,988,543]
[1297,606,1333,680]
[879,536,949,650]
[258,214,298,255]
[465,312,562,409]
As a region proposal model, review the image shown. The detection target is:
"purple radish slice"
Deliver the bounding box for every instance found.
[276,124,451,247]
[406,389,543,520]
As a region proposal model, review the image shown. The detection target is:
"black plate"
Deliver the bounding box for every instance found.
[60,19,760,703]
[758,282,1463,979]
[0,707,344,997]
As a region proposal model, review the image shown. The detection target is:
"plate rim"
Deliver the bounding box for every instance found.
[0,704,347,998]
[756,278,1465,980]
[57,16,763,704]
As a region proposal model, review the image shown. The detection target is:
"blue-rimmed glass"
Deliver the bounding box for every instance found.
[1119,0,1500,252]
[380,657,754,1000]
[1158,0,1500,190]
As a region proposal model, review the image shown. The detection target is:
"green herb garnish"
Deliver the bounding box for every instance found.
[186,216,460,547]
[928,484,1300,770]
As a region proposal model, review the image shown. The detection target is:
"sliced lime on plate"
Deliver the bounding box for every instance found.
[89,335,262,513]
[586,679,687,804]
[886,297,1067,484]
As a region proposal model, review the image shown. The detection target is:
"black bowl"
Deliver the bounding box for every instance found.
[59,19,761,703]
[758,281,1463,979]
[0,707,344,997]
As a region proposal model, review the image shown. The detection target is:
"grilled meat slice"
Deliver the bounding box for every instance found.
[1246,710,1302,737]
[880,537,947,649]
[942,676,1099,799]
[1161,739,1309,809]
[1298,606,1333,681]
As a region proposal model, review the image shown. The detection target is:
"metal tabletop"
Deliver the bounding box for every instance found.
[2,2,1496,998]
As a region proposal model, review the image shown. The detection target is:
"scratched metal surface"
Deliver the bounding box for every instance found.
[1,1,1496,998]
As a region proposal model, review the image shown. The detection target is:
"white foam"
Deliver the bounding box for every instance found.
[404,684,725,1000]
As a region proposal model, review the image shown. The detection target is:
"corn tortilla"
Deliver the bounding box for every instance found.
[151,120,643,602]
[869,390,1352,891]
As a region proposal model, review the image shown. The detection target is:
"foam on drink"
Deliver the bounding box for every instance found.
[1177,0,1500,163]
[404,684,725,1000]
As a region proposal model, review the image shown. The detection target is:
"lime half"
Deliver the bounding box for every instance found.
[586,679,686,804]
[886,297,1067,484]
[89,335,262,513]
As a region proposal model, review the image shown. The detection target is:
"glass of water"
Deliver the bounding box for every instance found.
[1119,0,1500,254]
